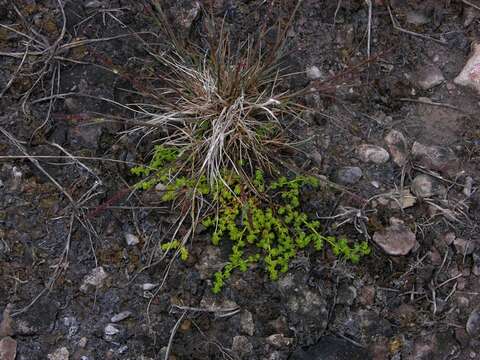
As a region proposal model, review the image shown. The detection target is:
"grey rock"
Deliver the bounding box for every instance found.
[336,166,362,185]
[11,167,22,191]
[373,217,418,256]
[141,283,158,291]
[104,323,120,336]
[64,97,83,113]
[357,144,390,164]
[464,6,480,27]
[285,286,329,341]
[464,176,474,197]
[411,142,459,176]
[200,294,238,313]
[376,189,416,210]
[411,174,446,198]
[406,10,431,26]
[195,245,223,280]
[111,311,132,323]
[385,129,408,166]
[80,266,108,292]
[172,0,201,34]
[473,252,480,276]
[0,337,16,360]
[85,0,104,8]
[266,334,293,348]
[232,336,253,358]
[47,347,69,360]
[240,310,255,336]
[306,66,323,81]
[68,125,102,150]
[337,284,357,306]
[467,307,480,337]
[415,65,445,90]
[63,316,79,338]
[290,336,370,360]
[78,337,88,348]
[124,233,139,246]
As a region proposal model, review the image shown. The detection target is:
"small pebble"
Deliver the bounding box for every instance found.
[142,283,158,291]
[111,311,132,323]
[467,307,480,337]
[124,233,140,246]
[357,144,390,164]
[104,324,120,336]
[335,166,363,185]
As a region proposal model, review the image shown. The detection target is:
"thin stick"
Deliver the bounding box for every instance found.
[463,0,480,11]
[387,5,447,45]
[366,0,372,58]
[164,311,187,360]
[398,97,469,114]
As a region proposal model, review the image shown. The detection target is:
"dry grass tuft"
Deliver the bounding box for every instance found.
[130,1,305,188]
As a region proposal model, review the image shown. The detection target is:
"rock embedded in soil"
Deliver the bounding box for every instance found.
[0,337,16,360]
[172,0,201,35]
[47,347,69,360]
[464,176,474,197]
[454,42,480,95]
[232,336,253,358]
[467,307,480,337]
[473,252,480,276]
[124,233,139,246]
[306,65,323,80]
[335,166,363,185]
[357,144,390,164]
[411,142,459,176]
[111,311,132,323]
[240,310,255,336]
[415,64,445,90]
[411,174,446,198]
[376,188,416,210]
[464,6,480,27]
[104,323,120,337]
[80,266,108,292]
[337,284,357,306]
[453,237,476,255]
[373,217,418,256]
[266,334,293,348]
[406,10,431,26]
[385,129,408,166]
[0,304,14,337]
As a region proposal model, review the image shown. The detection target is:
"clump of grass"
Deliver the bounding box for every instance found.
[127,2,371,292]
[132,2,304,187]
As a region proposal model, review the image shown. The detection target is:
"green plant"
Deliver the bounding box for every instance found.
[161,240,189,261]
[200,170,370,293]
